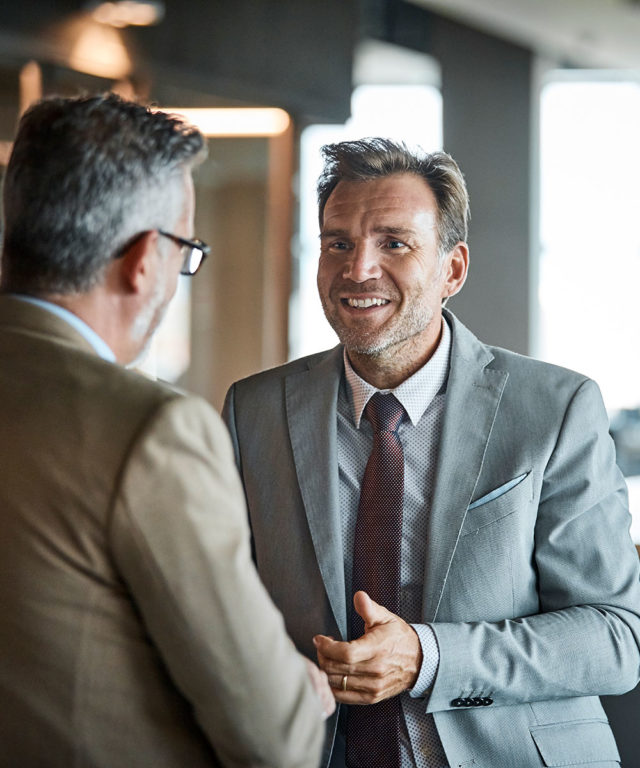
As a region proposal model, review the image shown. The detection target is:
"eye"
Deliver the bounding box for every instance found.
[327,239,351,251]
[386,239,408,250]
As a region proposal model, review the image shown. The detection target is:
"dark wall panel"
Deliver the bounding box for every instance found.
[364,2,533,354]
[430,16,532,355]
[141,0,356,121]
[0,0,358,122]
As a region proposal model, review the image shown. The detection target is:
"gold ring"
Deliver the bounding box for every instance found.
[341,675,348,692]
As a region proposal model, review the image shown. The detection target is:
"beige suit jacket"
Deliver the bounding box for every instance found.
[0,296,324,768]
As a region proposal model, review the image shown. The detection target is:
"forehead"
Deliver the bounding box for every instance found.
[322,172,438,228]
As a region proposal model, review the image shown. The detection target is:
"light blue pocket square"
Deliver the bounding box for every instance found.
[468,472,530,511]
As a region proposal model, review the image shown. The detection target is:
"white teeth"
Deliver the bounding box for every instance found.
[347,297,389,308]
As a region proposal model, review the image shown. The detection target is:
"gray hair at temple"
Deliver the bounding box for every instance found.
[1,93,206,296]
[317,137,470,260]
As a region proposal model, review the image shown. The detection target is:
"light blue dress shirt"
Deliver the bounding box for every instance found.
[337,318,451,768]
[12,295,116,362]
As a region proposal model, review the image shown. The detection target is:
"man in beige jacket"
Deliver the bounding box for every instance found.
[0,93,331,768]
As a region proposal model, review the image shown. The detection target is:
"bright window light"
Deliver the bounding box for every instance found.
[539,78,640,410]
[538,75,640,541]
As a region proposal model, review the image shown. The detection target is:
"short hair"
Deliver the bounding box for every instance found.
[1,93,206,295]
[317,137,469,256]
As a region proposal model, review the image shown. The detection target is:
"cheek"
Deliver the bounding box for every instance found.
[384,265,412,295]
[402,262,441,294]
[167,255,183,297]
[317,259,336,293]
[157,272,178,311]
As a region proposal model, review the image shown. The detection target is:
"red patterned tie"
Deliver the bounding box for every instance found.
[347,392,405,768]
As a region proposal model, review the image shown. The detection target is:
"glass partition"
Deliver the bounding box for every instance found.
[538,72,640,541]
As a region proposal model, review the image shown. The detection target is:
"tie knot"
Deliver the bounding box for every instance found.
[365,392,405,434]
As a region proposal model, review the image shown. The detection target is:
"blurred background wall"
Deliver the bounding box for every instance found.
[1,0,639,759]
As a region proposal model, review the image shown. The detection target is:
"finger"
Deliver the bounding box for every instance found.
[332,689,388,705]
[317,648,395,679]
[317,670,337,719]
[327,667,393,692]
[314,633,377,666]
[313,634,342,661]
[353,590,394,629]
[313,634,335,645]
[314,635,346,669]
[328,675,397,706]
[328,673,368,692]
[304,660,337,719]
[316,652,357,678]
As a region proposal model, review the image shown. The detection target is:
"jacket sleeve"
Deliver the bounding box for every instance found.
[427,378,640,712]
[109,394,325,767]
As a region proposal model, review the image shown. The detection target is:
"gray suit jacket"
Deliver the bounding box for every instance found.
[223,310,640,768]
[0,296,324,768]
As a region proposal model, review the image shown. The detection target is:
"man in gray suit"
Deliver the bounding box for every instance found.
[0,93,332,767]
[223,138,640,768]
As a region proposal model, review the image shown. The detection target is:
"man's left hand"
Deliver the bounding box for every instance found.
[313,590,423,704]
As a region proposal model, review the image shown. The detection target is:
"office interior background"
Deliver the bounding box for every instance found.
[1,0,640,761]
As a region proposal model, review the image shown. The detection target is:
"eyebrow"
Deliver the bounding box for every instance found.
[373,226,417,237]
[319,229,348,240]
[319,226,418,240]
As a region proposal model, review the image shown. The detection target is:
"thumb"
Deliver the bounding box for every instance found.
[353,590,393,629]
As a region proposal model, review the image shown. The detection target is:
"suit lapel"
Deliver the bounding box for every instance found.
[285,347,348,640]
[423,313,509,621]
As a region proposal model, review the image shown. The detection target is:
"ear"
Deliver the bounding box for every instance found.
[117,230,159,295]
[442,241,469,300]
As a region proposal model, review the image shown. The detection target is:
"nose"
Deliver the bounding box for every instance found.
[342,241,383,283]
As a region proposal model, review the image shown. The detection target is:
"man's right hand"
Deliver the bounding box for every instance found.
[313,591,422,704]
[304,658,336,719]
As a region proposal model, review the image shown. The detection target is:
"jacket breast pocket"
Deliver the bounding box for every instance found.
[461,471,533,537]
[530,720,620,766]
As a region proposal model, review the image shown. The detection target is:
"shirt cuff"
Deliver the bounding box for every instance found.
[409,623,440,698]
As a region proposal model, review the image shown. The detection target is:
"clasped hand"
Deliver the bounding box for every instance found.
[313,591,423,705]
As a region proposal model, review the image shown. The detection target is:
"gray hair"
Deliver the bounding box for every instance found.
[317,137,469,258]
[1,93,206,295]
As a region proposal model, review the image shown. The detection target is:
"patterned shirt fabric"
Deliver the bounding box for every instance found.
[337,318,451,768]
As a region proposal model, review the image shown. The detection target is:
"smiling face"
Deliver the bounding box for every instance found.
[317,172,468,385]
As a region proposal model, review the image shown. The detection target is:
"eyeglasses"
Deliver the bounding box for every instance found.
[157,230,210,276]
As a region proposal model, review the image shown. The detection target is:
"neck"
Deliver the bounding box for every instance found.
[347,320,444,390]
[43,289,131,364]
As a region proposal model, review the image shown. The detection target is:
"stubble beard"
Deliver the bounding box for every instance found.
[321,289,436,359]
[129,271,170,366]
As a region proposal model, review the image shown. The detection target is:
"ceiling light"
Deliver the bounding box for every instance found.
[90,1,164,28]
[69,20,132,78]
[161,108,291,137]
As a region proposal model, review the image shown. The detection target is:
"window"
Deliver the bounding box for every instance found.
[538,73,640,540]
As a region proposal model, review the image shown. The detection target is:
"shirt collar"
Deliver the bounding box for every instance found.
[12,295,116,363]
[344,317,451,428]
